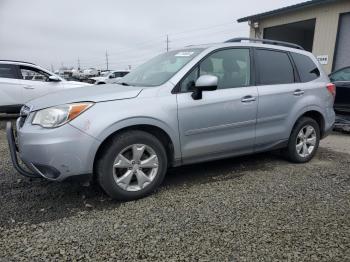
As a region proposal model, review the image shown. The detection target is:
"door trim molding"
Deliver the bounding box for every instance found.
[184,119,256,136]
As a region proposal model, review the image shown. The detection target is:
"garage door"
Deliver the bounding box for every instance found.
[334,13,350,71]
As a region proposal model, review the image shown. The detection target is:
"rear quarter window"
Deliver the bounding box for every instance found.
[291,53,320,82]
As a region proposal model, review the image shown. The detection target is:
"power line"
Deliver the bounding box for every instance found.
[60,23,247,69]
[67,23,245,66]
[167,21,237,37]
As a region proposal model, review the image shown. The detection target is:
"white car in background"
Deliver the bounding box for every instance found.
[0,60,91,113]
[89,70,130,85]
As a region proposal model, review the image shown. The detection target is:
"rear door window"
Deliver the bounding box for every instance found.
[291,53,320,82]
[0,64,18,79]
[255,49,295,85]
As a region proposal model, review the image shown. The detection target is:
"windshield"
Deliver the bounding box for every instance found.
[120,48,203,87]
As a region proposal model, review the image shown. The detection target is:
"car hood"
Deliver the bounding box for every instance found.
[63,81,92,88]
[27,84,143,111]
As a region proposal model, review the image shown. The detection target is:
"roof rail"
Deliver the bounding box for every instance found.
[0,60,36,65]
[224,37,304,50]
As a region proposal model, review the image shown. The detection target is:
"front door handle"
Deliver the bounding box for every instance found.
[241,95,256,103]
[23,85,35,89]
[293,89,305,96]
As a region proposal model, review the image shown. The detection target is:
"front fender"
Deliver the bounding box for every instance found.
[97,117,181,164]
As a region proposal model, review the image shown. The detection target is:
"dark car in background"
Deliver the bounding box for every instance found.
[329,66,350,115]
[329,66,350,132]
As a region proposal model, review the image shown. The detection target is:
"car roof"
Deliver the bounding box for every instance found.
[184,41,311,56]
[0,60,36,66]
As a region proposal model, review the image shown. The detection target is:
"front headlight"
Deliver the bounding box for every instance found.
[32,102,94,128]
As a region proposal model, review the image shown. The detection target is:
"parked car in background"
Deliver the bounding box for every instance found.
[7,38,335,200]
[83,68,99,78]
[0,60,91,113]
[329,66,350,115]
[88,70,129,84]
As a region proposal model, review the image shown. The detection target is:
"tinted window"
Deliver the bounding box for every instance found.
[291,53,320,82]
[113,72,129,78]
[0,64,17,79]
[330,67,350,82]
[256,49,294,85]
[180,48,250,92]
[121,72,129,77]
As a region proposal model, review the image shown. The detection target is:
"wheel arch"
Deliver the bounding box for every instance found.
[93,123,179,176]
[291,107,326,137]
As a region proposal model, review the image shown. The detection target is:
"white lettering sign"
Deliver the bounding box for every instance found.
[317,55,328,65]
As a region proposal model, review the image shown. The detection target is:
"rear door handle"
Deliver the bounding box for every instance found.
[293,89,304,96]
[23,85,35,89]
[241,95,256,103]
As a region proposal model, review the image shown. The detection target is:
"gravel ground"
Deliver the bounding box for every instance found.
[0,117,350,261]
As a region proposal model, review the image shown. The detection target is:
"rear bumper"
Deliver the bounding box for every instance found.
[322,107,336,139]
[6,120,100,181]
[322,123,334,139]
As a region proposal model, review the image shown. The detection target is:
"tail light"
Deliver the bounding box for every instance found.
[327,83,336,98]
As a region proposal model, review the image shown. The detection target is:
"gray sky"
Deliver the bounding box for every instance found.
[0,0,304,71]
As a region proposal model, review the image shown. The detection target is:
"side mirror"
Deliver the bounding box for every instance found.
[48,75,61,82]
[191,75,218,100]
[109,75,115,79]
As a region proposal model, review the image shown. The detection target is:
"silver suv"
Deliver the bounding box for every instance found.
[7,38,336,200]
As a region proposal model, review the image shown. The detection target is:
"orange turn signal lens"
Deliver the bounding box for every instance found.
[67,103,93,121]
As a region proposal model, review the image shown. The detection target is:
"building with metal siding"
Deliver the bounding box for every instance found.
[238,0,350,74]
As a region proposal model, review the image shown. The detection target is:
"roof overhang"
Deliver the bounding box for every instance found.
[237,0,338,23]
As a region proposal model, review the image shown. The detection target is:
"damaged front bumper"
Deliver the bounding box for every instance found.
[6,119,100,181]
[6,121,41,178]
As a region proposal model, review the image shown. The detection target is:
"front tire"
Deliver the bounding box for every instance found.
[96,130,168,201]
[285,117,320,163]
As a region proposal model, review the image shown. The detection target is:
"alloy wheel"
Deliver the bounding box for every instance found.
[113,144,159,191]
[295,125,317,158]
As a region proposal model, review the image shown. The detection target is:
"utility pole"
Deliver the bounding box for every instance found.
[77,57,81,70]
[166,34,170,52]
[50,64,54,72]
[105,50,109,71]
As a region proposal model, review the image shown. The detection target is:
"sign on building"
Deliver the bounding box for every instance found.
[317,55,329,65]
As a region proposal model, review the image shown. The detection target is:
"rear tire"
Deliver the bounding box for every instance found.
[96,130,167,201]
[285,117,320,163]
